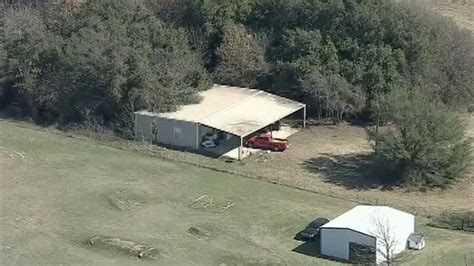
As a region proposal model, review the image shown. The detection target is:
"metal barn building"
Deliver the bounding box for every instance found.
[320,206,415,264]
[134,84,306,160]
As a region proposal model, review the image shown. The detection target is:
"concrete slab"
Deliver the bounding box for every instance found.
[219,125,300,160]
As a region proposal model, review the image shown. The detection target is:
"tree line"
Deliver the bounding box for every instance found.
[0,0,472,187]
[0,0,212,127]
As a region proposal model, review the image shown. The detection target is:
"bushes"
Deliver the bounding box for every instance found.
[429,210,474,232]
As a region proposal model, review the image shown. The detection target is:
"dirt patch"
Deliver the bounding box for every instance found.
[88,236,164,259]
[107,190,144,211]
[0,149,24,169]
[187,223,220,240]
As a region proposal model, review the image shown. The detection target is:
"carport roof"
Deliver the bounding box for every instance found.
[136,84,305,137]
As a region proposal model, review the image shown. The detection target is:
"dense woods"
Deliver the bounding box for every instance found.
[0,0,212,126]
[0,0,472,187]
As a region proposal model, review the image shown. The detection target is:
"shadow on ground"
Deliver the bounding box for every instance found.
[292,238,354,264]
[303,153,399,190]
[292,237,347,264]
[292,240,322,258]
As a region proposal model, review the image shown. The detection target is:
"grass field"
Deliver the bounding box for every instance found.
[1,119,473,265]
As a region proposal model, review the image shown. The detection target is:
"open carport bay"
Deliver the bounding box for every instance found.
[218,124,300,160]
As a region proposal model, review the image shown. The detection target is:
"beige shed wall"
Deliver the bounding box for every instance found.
[135,113,199,149]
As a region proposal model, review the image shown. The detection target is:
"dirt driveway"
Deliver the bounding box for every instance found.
[235,118,474,216]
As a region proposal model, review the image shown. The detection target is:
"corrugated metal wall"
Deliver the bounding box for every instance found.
[135,113,198,150]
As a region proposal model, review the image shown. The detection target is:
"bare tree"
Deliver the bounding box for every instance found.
[300,72,365,124]
[216,24,269,88]
[371,215,399,265]
[187,26,210,62]
[465,254,474,266]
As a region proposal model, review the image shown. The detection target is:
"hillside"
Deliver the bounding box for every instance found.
[413,0,474,32]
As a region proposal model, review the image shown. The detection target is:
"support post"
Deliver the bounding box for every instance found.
[303,105,307,128]
[196,123,200,149]
[238,137,243,161]
[134,112,137,140]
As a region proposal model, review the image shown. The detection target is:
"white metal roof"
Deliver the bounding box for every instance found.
[321,205,414,237]
[136,84,305,137]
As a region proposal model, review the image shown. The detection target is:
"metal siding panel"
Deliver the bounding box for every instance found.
[135,113,154,141]
[134,113,198,149]
[156,117,197,149]
[321,228,376,261]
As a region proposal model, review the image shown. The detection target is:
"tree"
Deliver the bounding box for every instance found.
[216,24,268,87]
[183,0,253,36]
[371,214,399,265]
[1,5,60,119]
[465,253,474,266]
[375,88,472,187]
[0,9,6,108]
[431,18,474,107]
[300,71,364,123]
[147,0,187,25]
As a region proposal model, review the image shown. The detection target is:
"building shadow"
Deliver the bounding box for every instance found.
[303,153,399,190]
[292,239,351,264]
[292,239,322,258]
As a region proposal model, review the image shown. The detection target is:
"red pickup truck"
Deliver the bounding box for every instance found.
[244,133,290,151]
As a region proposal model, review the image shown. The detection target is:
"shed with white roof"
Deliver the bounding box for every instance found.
[320,205,415,264]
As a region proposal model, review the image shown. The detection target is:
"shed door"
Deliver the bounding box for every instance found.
[349,242,376,263]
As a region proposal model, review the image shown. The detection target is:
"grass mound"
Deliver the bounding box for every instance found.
[88,236,164,259]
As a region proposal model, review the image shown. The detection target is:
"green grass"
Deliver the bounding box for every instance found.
[0,119,472,265]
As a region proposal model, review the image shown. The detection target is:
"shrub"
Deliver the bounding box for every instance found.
[375,88,472,187]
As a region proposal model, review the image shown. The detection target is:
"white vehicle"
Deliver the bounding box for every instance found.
[201,139,217,148]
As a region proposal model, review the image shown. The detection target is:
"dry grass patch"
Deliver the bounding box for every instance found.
[411,0,474,32]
